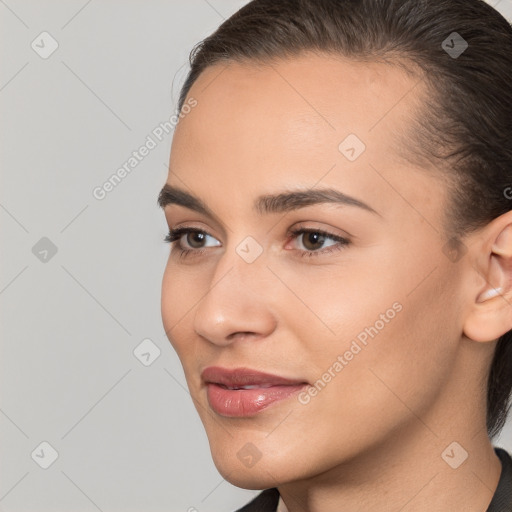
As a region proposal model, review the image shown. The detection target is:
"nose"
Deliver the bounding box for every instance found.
[192,251,278,347]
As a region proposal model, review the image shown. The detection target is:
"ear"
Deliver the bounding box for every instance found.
[463,210,512,343]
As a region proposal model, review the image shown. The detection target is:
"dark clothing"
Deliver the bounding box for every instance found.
[488,448,512,512]
[235,447,512,512]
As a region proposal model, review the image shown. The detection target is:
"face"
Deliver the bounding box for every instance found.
[160,53,469,489]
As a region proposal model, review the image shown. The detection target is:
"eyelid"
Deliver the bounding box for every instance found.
[287,221,353,240]
[164,208,228,239]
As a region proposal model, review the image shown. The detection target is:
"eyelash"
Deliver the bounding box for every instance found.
[163,226,350,260]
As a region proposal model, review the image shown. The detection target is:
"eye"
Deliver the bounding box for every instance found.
[163,227,221,259]
[163,226,351,259]
[286,227,350,258]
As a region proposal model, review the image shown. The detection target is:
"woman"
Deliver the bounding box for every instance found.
[158,0,512,510]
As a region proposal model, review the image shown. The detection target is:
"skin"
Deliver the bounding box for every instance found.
[160,53,511,512]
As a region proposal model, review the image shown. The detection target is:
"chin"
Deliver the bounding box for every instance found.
[222,472,273,491]
[211,455,279,490]
[208,441,307,490]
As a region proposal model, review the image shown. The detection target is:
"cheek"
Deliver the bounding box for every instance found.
[161,266,177,343]
[161,263,197,357]
[287,252,459,425]
[278,302,449,474]
[317,279,456,419]
[272,257,406,354]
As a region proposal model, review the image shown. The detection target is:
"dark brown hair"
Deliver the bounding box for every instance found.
[176,0,512,439]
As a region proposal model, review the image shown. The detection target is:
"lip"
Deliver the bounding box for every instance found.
[201,366,307,388]
[201,366,308,417]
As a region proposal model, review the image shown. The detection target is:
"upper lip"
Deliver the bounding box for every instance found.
[201,366,308,388]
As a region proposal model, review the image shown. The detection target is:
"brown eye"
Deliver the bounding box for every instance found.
[287,227,351,258]
[301,232,327,251]
[186,231,207,249]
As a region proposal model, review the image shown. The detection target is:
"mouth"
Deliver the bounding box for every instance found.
[201,366,309,417]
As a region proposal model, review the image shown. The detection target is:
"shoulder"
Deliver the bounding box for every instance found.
[233,488,280,512]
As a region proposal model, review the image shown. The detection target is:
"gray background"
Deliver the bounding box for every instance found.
[1,1,511,511]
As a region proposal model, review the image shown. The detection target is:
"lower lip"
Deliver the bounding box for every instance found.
[206,383,307,417]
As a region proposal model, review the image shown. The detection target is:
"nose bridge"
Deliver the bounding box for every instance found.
[192,236,277,345]
[210,230,270,295]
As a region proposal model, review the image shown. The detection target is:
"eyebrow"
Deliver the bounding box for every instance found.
[157,184,381,219]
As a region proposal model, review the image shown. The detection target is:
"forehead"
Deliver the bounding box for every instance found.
[181,52,423,133]
[169,53,444,226]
